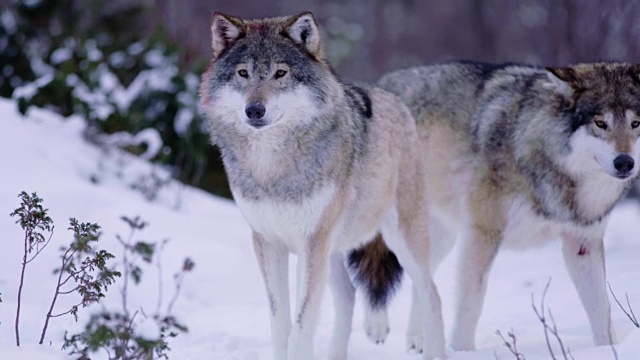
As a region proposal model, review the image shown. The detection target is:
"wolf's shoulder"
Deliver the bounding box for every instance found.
[342,82,374,120]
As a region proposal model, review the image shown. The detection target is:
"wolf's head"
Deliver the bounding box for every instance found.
[547,63,640,181]
[200,11,335,131]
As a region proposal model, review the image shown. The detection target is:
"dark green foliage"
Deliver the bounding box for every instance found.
[44,218,121,323]
[0,1,231,198]
[133,242,155,264]
[120,215,147,232]
[63,313,187,360]
[10,191,53,250]
[0,9,34,99]
[118,216,151,285]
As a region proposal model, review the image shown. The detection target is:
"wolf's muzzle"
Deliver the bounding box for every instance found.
[245,103,267,128]
[613,154,635,178]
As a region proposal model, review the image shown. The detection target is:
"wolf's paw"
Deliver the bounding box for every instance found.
[450,336,475,352]
[406,333,423,354]
[363,309,389,344]
[406,314,424,353]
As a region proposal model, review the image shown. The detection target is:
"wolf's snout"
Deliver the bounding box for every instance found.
[613,154,635,177]
[245,103,266,121]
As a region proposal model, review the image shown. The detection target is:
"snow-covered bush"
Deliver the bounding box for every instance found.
[0,1,229,198]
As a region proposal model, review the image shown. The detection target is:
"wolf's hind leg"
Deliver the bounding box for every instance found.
[252,232,291,360]
[363,298,390,344]
[328,252,355,360]
[406,282,423,353]
[381,208,446,360]
[561,233,615,345]
[407,216,455,353]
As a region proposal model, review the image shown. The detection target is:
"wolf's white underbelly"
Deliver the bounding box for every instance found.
[233,185,336,253]
[435,192,594,249]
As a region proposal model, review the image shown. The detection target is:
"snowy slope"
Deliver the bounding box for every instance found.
[0,97,639,360]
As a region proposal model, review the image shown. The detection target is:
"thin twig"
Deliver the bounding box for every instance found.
[51,304,81,318]
[547,311,574,360]
[155,239,169,314]
[166,271,185,314]
[607,282,639,327]
[118,228,137,319]
[15,229,29,346]
[40,250,73,344]
[26,225,54,264]
[531,278,574,360]
[58,286,80,295]
[532,280,555,359]
[121,310,139,358]
[496,329,525,360]
[627,293,639,326]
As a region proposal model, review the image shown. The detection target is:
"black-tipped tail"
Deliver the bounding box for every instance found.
[347,234,403,309]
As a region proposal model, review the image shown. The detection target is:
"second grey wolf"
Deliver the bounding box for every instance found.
[199,11,446,359]
[360,61,640,352]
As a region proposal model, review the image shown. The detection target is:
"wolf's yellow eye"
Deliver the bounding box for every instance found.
[237,69,248,78]
[632,120,640,129]
[594,120,608,130]
[275,69,288,79]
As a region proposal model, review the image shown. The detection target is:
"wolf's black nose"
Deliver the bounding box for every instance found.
[614,154,634,174]
[245,103,265,120]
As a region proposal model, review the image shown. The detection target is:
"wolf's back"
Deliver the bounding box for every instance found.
[378,62,547,131]
[378,62,487,126]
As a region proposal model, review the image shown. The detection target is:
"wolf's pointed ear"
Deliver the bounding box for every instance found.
[285,12,322,57]
[211,12,244,60]
[545,67,577,96]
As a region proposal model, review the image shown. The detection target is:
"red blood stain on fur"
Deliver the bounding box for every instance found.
[578,245,588,256]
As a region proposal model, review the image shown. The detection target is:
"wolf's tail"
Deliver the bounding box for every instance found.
[347,233,403,309]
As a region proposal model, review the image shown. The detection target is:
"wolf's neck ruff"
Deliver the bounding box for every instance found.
[216,117,347,202]
[524,146,628,227]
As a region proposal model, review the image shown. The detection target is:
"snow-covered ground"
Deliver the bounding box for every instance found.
[0,97,639,359]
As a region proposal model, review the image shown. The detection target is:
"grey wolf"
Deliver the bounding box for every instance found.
[199,11,446,359]
[368,61,640,351]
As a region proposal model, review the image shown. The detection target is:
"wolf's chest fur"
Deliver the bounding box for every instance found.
[233,185,337,252]
[501,197,609,250]
[220,127,337,202]
[502,196,577,248]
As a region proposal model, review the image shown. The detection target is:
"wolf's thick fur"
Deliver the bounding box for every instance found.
[370,61,640,351]
[199,11,445,359]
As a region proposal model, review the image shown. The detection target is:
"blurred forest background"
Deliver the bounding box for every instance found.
[2,0,640,199]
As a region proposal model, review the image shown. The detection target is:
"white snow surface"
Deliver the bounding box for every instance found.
[0,97,639,359]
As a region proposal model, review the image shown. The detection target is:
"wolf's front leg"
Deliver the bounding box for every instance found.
[252,232,291,360]
[450,226,501,351]
[328,252,355,360]
[289,235,331,360]
[561,232,615,345]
